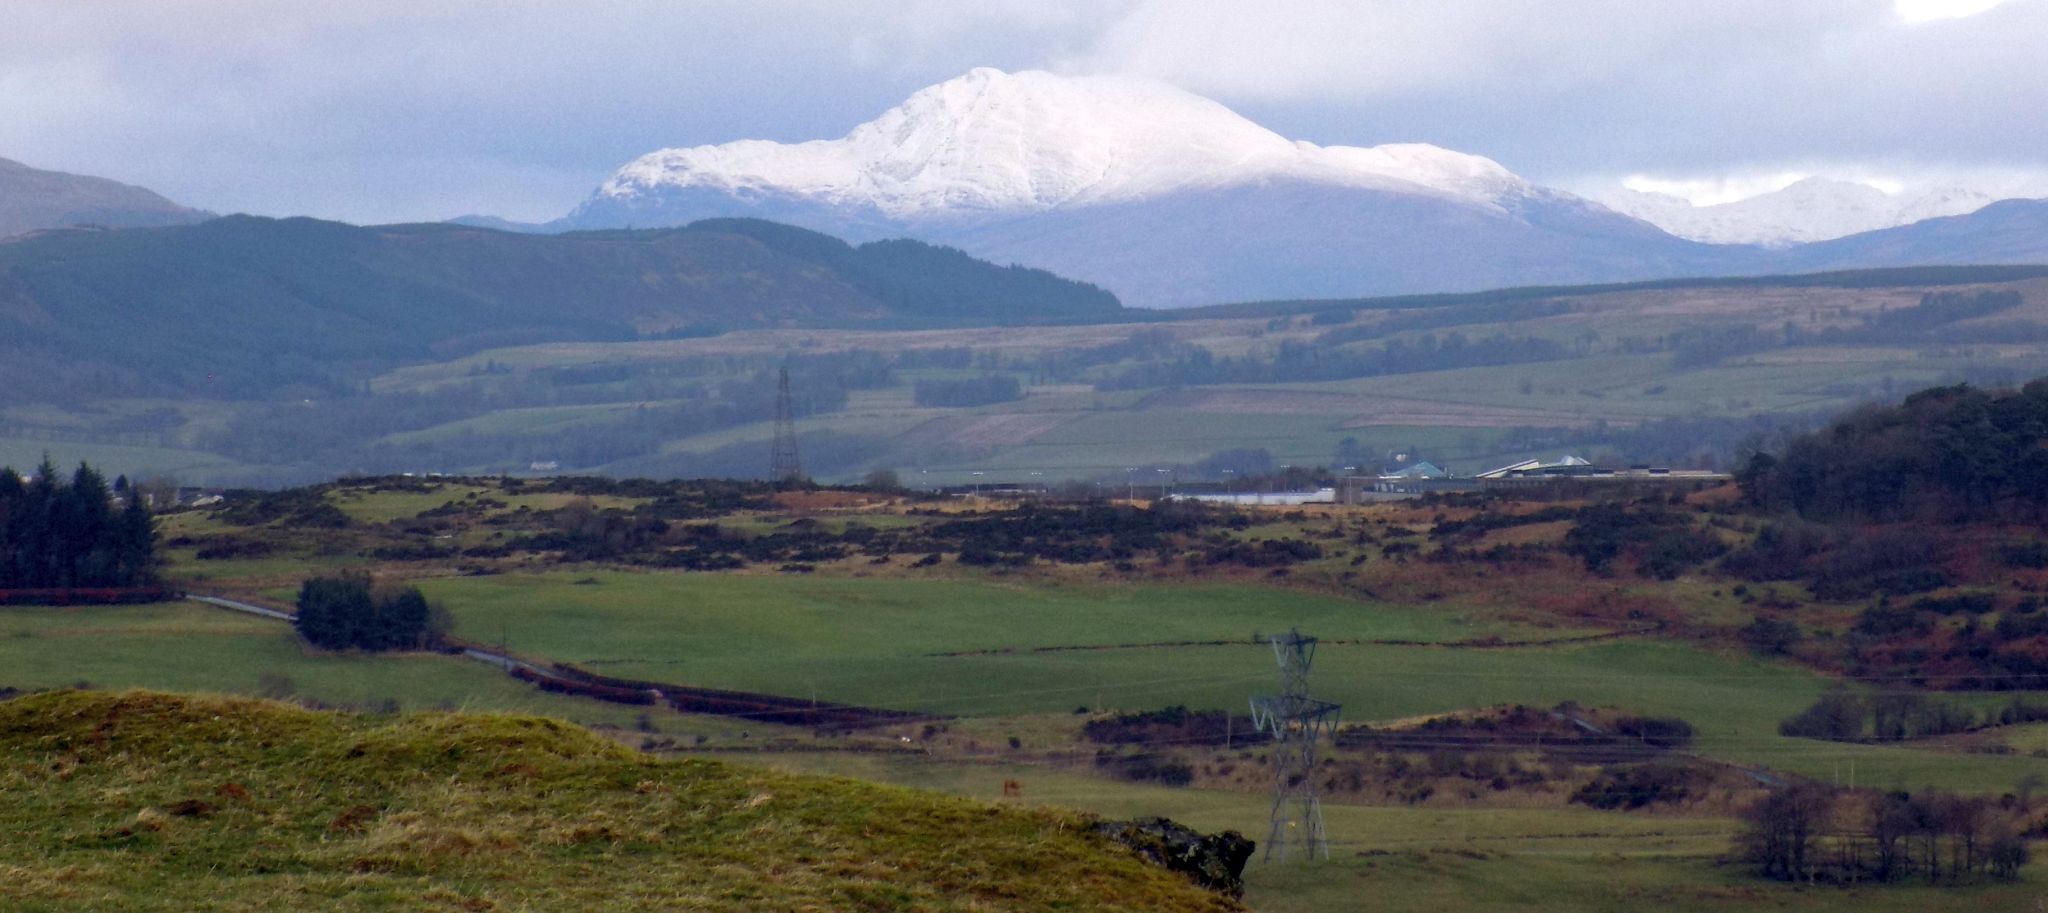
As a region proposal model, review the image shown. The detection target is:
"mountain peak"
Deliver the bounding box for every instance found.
[0,156,207,238]
[1604,177,1995,246]
[593,68,1529,219]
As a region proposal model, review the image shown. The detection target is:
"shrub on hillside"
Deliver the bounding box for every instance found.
[1570,760,1703,810]
[1778,690,1867,741]
[1740,617,1803,655]
[1613,716,1696,750]
[1639,528,1728,580]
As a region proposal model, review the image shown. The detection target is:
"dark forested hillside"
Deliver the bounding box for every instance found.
[1739,380,2048,523]
[0,216,1122,402]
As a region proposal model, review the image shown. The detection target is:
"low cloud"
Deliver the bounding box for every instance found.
[0,0,2039,221]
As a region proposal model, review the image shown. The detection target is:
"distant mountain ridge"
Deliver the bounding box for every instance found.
[0,216,1120,402]
[1785,198,2048,270]
[0,156,207,238]
[557,68,2048,307]
[1603,177,1997,247]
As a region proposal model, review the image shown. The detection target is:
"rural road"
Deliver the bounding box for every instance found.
[185,594,293,622]
[185,593,545,675]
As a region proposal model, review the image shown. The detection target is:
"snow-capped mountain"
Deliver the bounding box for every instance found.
[1603,178,1994,247]
[587,68,1533,221]
[565,68,1738,306]
[557,68,1777,302]
[547,69,2048,306]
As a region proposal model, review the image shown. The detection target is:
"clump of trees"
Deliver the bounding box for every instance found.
[0,458,155,588]
[1561,505,1726,579]
[1738,380,2048,524]
[1740,783,2030,883]
[293,573,442,651]
[1570,760,1705,810]
[1780,690,2048,743]
[1082,705,1263,748]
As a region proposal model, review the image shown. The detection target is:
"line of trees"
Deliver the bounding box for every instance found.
[1780,690,2048,742]
[0,458,154,588]
[293,573,442,651]
[1741,783,2030,884]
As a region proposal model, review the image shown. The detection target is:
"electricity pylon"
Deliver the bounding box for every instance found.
[1250,629,1341,862]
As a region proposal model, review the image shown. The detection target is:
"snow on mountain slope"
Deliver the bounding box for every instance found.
[1603,177,1993,247]
[591,68,1532,219]
[562,67,1762,306]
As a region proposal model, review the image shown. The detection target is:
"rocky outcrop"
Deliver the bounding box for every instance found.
[1094,816,1256,899]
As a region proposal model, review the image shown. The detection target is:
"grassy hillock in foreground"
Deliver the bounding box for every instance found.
[0,690,1239,913]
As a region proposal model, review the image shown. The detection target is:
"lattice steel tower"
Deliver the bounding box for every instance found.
[768,366,803,483]
[1250,629,1342,862]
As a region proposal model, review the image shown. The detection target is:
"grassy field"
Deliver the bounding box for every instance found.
[407,571,2048,795]
[415,572,1557,711]
[5,593,2041,910]
[7,490,2046,912]
[0,690,1236,912]
[737,750,2048,913]
[0,435,244,481]
[0,601,771,738]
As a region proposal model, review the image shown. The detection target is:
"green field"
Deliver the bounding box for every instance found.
[0,435,244,481]
[6,593,2042,910]
[408,572,2048,794]
[415,573,1551,712]
[6,563,2045,910]
[739,750,2047,913]
[0,601,773,738]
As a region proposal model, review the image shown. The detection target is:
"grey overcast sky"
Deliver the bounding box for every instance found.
[3,0,2042,223]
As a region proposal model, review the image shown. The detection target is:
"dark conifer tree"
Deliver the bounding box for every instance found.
[117,494,155,584]
[25,458,59,587]
[293,573,432,652]
[379,587,431,650]
[0,458,156,589]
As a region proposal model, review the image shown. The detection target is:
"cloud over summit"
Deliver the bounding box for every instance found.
[0,0,2039,223]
